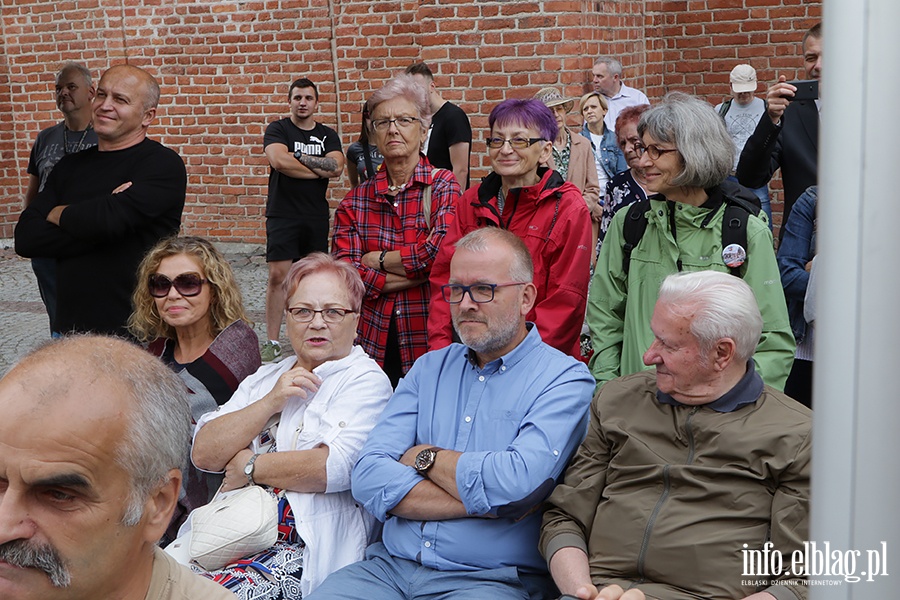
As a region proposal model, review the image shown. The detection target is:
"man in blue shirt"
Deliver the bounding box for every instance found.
[308,227,594,599]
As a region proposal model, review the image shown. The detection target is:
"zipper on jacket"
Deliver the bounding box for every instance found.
[636,465,671,580]
[635,406,699,580]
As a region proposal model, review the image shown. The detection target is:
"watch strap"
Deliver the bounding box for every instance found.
[244,453,261,486]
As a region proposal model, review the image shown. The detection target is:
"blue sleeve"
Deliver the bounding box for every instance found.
[777,187,817,301]
[455,363,593,517]
[350,365,426,522]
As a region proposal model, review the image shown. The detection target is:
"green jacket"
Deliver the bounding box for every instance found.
[541,370,811,600]
[586,188,794,390]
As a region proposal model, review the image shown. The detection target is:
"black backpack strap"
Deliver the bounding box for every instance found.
[621,199,650,275]
[720,194,760,277]
[718,98,732,118]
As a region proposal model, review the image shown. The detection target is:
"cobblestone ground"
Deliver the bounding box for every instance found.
[0,242,288,374]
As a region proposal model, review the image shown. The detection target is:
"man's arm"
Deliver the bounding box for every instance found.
[447,141,470,189]
[264,143,343,179]
[23,175,40,207]
[735,79,792,190]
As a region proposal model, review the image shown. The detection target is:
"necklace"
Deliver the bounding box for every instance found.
[63,123,92,155]
[386,180,408,193]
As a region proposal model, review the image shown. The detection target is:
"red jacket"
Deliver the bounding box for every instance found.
[428,168,592,358]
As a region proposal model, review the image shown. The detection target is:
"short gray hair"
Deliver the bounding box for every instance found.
[368,74,432,132]
[637,91,733,189]
[657,271,763,363]
[14,336,191,527]
[455,227,533,284]
[56,62,92,86]
[594,56,623,77]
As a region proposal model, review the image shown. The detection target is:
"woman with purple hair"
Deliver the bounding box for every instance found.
[427,98,592,360]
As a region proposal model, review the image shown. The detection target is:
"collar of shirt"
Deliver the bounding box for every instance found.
[373,154,433,198]
[610,83,637,102]
[656,360,764,413]
[465,322,538,372]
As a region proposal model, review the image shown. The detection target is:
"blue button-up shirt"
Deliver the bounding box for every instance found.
[351,325,594,573]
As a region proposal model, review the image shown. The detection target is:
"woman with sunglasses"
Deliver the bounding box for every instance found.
[129,236,261,538]
[587,92,794,391]
[428,98,592,360]
[190,253,392,597]
[332,74,460,387]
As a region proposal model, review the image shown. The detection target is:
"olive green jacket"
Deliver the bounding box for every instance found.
[540,370,811,600]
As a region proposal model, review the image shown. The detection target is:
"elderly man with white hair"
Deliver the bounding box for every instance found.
[542,270,812,600]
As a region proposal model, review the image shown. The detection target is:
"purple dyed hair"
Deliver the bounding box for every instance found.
[488,99,558,142]
[282,253,365,313]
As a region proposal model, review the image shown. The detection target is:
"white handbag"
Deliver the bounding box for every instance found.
[187,484,279,571]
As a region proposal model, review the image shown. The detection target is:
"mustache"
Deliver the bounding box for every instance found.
[0,539,71,588]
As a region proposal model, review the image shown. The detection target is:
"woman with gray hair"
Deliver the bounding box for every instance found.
[586,92,794,392]
[332,74,460,387]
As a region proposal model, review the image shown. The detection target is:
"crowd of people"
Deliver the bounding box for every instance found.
[3,22,822,600]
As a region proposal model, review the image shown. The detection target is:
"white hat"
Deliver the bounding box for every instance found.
[730,64,758,94]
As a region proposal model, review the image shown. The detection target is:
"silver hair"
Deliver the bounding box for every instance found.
[454,227,534,283]
[55,61,92,86]
[368,74,432,133]
[637,91,734,189]
[593,56,623,77]
[13,336,191,527]
[657,271,763,363]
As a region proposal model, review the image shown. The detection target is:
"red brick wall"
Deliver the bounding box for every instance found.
[1,0,821,241]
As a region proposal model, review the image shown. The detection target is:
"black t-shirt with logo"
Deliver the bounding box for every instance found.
[263,118,342,218]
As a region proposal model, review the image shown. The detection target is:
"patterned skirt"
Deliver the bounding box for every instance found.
[196,495,305,600]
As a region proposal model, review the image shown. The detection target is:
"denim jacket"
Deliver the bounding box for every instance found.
[580,122,628,180]
[777,185,817,343]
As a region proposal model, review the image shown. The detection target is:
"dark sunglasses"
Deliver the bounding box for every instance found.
[148,272,208,298]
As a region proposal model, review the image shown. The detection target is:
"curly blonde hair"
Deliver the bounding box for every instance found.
[128,236,250,343]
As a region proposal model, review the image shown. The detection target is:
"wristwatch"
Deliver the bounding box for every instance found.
[244,453,261,486]
[293,150,303,161]
[414,447,441,476]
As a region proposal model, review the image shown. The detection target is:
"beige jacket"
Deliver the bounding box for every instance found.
[146,547,234,600]
[548,128,601,213]
[541,370,811,600]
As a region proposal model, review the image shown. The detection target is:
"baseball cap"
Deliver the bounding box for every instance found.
[730,64,758,93]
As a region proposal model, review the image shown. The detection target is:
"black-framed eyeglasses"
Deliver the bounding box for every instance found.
[441,282,528,304]
[634,143,679,160]
[371,116,420,131]
[286,307,356,323]
[148,272,208,298]
[486,137,546,150]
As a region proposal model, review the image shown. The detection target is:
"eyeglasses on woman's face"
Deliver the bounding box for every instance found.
[286,307,356,323]
[486,137,546,150]
[371,116,420,131]
[148,272,208,298]
[633,143,679,161]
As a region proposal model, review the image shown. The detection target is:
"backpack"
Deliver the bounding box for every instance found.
[621,187,762,278]
[718,97,768,118]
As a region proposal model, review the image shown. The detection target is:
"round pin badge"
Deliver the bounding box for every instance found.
[722,243,747,268]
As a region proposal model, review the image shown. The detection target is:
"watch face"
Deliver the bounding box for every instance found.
[244,463,253,476]
[415,449,436,473]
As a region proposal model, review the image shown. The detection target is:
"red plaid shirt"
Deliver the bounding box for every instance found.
[332,156,459,372]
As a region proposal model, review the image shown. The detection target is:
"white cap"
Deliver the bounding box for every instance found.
[730,64,758,93]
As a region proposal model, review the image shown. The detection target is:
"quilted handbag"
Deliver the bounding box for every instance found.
[188,485,279,571]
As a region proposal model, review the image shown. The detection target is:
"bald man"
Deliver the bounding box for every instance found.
[0,335,233,600]
[15,64,187,336]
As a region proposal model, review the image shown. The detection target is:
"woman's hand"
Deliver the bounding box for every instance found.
[264,364,323,413]
[222,448,256,492]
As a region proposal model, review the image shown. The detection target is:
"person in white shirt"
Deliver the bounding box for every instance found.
[591,57,650,132]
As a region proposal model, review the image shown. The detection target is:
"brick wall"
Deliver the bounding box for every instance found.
[1,0,821,241]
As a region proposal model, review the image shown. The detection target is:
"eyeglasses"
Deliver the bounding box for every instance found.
[371,116,420,131]
[286,307,356,323]
[148,272,208,298]
[634,143,679,160]
[441,282,528,304]
[486,137,546,150]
